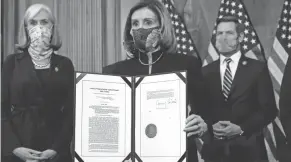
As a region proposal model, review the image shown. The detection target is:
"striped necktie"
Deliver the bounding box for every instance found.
[222,58,232,101]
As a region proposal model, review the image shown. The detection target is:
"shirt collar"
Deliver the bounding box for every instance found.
[220,50,242,65]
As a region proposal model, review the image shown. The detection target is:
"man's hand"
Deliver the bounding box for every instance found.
[213,121,242,139]
[40,149,57,160]
[184,106,208,138]
[13,147,46,162]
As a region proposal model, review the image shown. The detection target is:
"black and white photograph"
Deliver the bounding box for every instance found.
[1,0,291,162]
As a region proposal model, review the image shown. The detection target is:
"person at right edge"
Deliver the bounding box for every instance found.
[102,0,211,162]
[279,55,291,161]
[201,15,278,162]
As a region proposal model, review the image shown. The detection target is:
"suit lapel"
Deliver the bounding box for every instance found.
[210,61,225,102]
[228,55,250,100]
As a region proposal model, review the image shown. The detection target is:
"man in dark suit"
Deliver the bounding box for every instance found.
[201,16,278,162]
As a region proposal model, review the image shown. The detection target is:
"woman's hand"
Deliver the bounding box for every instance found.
[183,106,208,138]
[40,149,57,160]
[13,147,46,161]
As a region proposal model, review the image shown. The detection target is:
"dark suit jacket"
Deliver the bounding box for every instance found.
[103,51,209,162]
[279,56,291,161]
[201,55,277,161]
[1,51,74,162]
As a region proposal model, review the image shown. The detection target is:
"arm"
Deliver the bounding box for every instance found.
[1,54,23,156]
[187,57,213,138]
[239,65,278,138]
[1,54,14,119]
[51,58,75,153]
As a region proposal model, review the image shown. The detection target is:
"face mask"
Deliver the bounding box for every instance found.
[28,25,52,53]
[216,37,240,54]
[28,25,53,62]
[132,26,160,52]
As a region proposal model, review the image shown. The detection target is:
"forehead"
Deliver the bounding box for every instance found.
[28,9,51,20]
[216,21,236,31]
[131,7,157,20]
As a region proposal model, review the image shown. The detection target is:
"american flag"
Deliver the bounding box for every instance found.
[162,0,201,60]
[204,0,282,161]
[161,0,203,156]
[267,0,290,161]
[203,0,265,66]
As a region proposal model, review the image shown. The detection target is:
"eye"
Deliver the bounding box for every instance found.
[131,20,139,27]
[227,31,235,35]
[144,19,153,26]
[216,31,222,36]
[40,19,49,25]
[28,20,37,26]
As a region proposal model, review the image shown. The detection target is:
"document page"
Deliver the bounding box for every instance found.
[75,73,132,162]
[135,72,187,162]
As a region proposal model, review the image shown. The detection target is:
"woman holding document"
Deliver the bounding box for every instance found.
[102,0,209,161]
[1,4,74,162]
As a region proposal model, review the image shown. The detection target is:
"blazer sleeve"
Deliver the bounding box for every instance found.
[239,64,278,137]
[1,54,23,156]
[51,58,75,153]
[187,57,213,136]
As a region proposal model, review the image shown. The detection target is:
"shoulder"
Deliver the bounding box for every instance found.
[102,59,134,74]
[2,52,24,67]
[53,54,74,70]
[53,53,72,63]
[165,53,202,67]
[202,60,219,75]
[245,57,266,67]
[244,57,267,73]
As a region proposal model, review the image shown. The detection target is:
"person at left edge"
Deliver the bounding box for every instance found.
[102,1,210,162]
[1,4,74,162]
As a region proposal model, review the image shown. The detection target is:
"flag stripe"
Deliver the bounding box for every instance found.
[162,0,201,60]
[252,45,266,61]
[245,49,258,60]
[264,124,278,161]
[273,38,289,65]
[203,43,219,66]
[274,117,286,137]
[269,52,286,75]
[268,58,284,86]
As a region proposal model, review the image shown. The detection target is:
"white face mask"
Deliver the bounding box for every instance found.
[28,25,53,61]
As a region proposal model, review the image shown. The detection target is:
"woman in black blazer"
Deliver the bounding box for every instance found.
[1,4,74,162]
[102,1,210,161]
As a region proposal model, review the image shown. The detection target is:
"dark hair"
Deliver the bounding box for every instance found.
[217,15,244,34]
[123,0,177,57]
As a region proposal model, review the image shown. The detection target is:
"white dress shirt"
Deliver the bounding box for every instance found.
[220,51,242,89]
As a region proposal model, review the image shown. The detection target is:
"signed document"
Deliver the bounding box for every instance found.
[135,72,187,162]
[74,71,187,162]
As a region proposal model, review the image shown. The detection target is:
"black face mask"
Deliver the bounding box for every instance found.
[132,26,160,52]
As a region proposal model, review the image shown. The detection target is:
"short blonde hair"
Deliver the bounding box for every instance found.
[16,3,62,51]
[124,0,177,57]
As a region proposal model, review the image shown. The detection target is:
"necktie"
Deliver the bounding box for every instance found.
[222,58,232,101]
